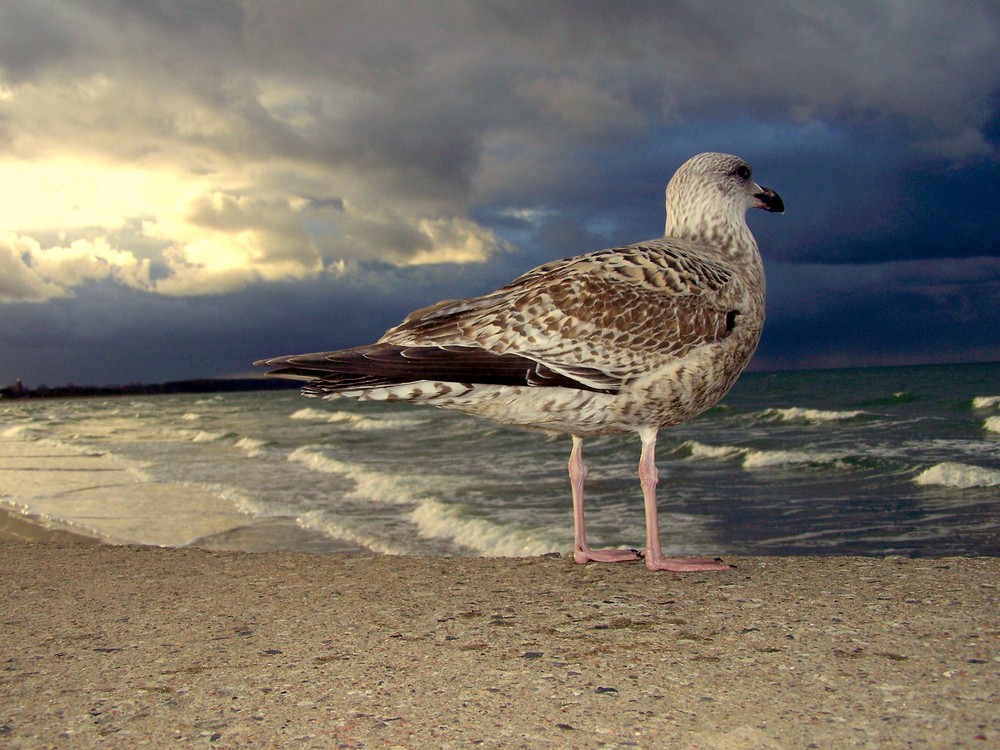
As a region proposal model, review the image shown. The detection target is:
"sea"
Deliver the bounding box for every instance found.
[1,362,998,558]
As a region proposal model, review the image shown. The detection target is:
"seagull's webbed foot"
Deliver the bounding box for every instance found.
[637,428,734,573]
[641,552,734,573]
[573,547,642,565]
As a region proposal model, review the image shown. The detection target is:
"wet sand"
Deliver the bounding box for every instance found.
[0,525,996,748]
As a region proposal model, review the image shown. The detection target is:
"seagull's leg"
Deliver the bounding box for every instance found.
[570,436,641,564]
[638,427,733,573]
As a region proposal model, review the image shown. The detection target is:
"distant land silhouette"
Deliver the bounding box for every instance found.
[1,378,299,400]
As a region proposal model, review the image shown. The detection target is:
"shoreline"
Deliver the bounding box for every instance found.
[1,540,995,748]
[0,434,366,553]
[0,504,103,545]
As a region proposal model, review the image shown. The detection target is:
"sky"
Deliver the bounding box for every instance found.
[1,1,998,387]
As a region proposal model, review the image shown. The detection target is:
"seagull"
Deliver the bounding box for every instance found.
[256,152,783,572]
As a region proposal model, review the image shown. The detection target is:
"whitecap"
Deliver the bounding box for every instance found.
[914,462,1000,489]
[972,396,1000,409]
[1,425,36,439]
[985,416,1000,434]
[680,440,745,461]
[235,436,268,458]
[288,446,419,505]
[290,407,330,421]
[742,448,843,469]
[325,412,430,431]
[410,499,560,557]
[190,430,226,443]
[290,406,428,431]
[754,407,866,423]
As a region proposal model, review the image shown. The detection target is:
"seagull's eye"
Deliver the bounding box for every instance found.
[735,164,751,180]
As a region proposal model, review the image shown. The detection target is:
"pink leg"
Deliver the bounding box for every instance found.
[638,428,733,573]
[570,436,641,564]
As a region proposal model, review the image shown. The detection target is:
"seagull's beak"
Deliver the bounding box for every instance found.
[753,186,784,214]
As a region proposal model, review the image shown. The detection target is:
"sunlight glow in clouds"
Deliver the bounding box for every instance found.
[0,151,508,300]
[0,1,997,384]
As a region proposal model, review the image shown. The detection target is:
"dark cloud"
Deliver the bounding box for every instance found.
[0,1,998,385]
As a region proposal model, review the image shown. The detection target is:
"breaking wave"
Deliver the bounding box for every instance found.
[752,407,867,423]
[971,396,1000,409]
[234,436,269,458]
[1,425,37,439]
[680,440,848,470]
[410,499,560,558]
[288,446,423,505]
[290,407,429,431]
[914,462,1000,489]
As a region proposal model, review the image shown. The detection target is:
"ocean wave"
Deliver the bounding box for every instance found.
[190,430,230,443]
[680,440,847,470]
[743,448,842,469]
[296,510,406,556]
[290,407,429,431]
[985,416,1000,434]
[1,425,37,440]
[752,407,867,423]
[679,440,744,461]
[972,396,1000,409]
[410,499,560,557]
[288,446,421,505]
[327,412,430,431]
[181,412,201,421]
[914,462,1000,489]
[234,436,269,458]
[290,407,331,421]
[190,483,304,534]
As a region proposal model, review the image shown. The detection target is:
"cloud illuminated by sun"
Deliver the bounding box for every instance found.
[0,152,508,302]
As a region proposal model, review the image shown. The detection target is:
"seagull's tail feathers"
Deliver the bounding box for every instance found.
[253,343,619,397]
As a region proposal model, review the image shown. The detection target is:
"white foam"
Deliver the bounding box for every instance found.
[190,430,226,443]
[235,436,268,458]
[742,448,841,469]
[291,407,428,431]
[681,440,846,470]
[984,416,1000,434]
[324,411,430,431]
[290,407,330,421]
[914,462,1000,489]
[1,425,36,439]
[681,440,745,461]
[181,412,201,421]
[756,407,865,423]
[296,511,406,556]
[288,446,419,505]
[972,396,1000,409]
[410,499,559,557]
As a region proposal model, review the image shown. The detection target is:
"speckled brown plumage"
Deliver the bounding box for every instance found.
[256,152,784,572]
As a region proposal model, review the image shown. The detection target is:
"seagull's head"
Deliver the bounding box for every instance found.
[665,152,783,243]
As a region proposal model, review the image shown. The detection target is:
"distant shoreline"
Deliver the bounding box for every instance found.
[6,359,998,401]
[0,377,300,400]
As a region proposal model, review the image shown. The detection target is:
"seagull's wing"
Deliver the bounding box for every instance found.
[384,240,745,384]
[256,240,746,395]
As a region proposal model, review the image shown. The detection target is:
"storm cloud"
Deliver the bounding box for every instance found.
[0,1,997,385]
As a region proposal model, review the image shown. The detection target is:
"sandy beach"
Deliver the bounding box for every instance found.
[0,522,995,749]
